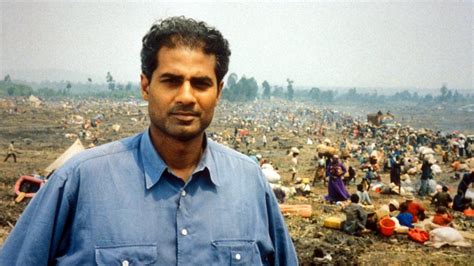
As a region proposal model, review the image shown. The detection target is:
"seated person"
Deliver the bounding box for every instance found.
[405,194,426,222]
[294,178,311,196]
[432,206,454,227]
[397,202,414,228]
[431,185,453,208]
[374,199,399,223]
[363,166,379,182]
[365,211,378,231]
[452,190,473,212]
[342,194,368,235]
[388,199,400,216]
[356,183,372,205]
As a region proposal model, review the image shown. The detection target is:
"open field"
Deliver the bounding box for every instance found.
[0,97,473,264]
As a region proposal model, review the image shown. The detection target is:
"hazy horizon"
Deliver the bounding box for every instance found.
[1,1,472,91]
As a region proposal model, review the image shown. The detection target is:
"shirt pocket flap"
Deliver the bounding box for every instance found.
[95,244,157,265]
[212,240,261,265]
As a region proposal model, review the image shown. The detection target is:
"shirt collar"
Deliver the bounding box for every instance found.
[141,130,168,190]
[195,136,221,186]
[140,130,220,189]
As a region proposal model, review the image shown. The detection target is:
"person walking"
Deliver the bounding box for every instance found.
[419,159,433,197]
[3,141,17,163]
[390,155,402,192]
[290,147,299,181]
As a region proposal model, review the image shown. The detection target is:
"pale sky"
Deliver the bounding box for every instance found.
[1,1,472,90]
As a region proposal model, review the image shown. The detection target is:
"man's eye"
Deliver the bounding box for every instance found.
[194,83,209,89]
[161,79,181,85]
[192,81,212,90]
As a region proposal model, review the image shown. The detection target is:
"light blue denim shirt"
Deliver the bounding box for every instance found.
[0,130,297,265]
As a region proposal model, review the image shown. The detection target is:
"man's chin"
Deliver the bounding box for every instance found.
[167,127,204,142]
[173,133,202,142]
[151,121,208,142]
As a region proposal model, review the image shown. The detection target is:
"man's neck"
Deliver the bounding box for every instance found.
[149,129,204,182]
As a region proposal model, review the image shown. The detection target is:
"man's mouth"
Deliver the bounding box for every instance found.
[171,111,199,116]
[170,112,200,121]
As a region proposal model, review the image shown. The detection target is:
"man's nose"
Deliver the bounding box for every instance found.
[175,81,196,104]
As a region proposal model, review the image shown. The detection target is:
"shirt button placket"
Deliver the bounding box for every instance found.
[177,188,189,266]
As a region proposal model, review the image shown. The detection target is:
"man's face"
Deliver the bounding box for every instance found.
[141,46,223,142]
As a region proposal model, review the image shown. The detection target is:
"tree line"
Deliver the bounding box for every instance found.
[0,73,140,99]
[1,73,472,105]
[222,73,472,105]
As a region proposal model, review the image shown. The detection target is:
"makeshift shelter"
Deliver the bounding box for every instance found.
[44,139,85,176]
[28,95,42,108]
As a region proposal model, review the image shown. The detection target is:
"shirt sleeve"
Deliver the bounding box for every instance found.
[0,172,74,265]
[263,180,298,265]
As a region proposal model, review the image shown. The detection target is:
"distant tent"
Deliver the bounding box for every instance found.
[44,139,85,176]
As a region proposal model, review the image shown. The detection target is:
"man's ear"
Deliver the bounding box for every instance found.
[216,81,224,101]
[140,73,150,101]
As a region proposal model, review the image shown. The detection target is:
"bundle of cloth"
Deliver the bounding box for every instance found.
[424,227,471,248]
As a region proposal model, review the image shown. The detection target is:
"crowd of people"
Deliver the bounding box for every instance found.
[206,101,473,239]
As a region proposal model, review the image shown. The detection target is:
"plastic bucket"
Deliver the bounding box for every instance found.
[379,218,396,237]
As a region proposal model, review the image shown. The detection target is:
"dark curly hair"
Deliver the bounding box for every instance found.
[141,16,231,84]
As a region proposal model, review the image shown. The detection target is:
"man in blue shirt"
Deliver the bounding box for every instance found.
[0,16,298,265]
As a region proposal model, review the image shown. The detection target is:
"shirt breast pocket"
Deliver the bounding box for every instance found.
[95,243,157,265]
[211,240,263,266]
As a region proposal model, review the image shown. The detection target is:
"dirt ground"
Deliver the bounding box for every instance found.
[0,98,472,265]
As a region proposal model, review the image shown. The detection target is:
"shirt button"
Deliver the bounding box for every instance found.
[235,253,241,260]
[122,260,129,266]
[181,190,187,197]
[181,228,188,236]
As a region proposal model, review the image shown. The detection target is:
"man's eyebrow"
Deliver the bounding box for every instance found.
[190,76,214,84]
[159,73,183,79]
